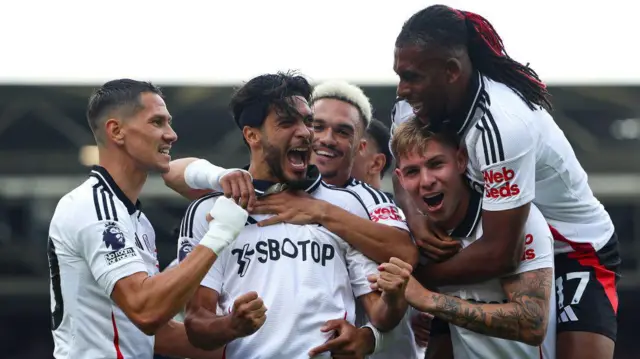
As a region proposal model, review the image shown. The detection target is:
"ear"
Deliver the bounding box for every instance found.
[394,168,406,189]
[105,118,125,145]
[357,139,367,156]
[445,57,463,84]
[370,153,386,175]
[243,126,261,148]
[455,146,468,174]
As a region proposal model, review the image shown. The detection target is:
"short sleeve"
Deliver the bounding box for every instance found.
[474,112,536,211]
[346,245,380,298]
[354,183,409,231]
[176,193,225,292]
[76,220,147,296]
[513,205,554,275]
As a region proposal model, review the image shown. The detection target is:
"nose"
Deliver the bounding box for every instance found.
[164,124,178,144]
[316,127,337,147]
[295,120,312,142]
[396,82,410,99]
[419,168,437,190]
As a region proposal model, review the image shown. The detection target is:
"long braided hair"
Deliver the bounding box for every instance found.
[396,5,552,111]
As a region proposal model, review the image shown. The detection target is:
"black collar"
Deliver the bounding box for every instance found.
[450,188,482,238]
[449,72,489,136]
[90,166,141,215]
[243,164,323,196]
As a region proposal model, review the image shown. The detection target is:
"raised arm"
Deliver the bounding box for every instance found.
[162,157,256,209]
[103,197,247,335]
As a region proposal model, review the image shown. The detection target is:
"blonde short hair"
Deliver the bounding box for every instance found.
[311,80,373,128]
[390,118,460,162]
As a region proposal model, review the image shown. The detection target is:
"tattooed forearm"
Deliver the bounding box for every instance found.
[428,268,552,346]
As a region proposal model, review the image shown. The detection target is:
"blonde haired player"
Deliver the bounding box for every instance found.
[387,118,556,359]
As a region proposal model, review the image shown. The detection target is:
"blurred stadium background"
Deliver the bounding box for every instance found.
[1,84,639,358]
[1,1,638,358]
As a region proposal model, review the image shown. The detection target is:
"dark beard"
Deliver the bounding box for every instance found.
[262,140,308,188]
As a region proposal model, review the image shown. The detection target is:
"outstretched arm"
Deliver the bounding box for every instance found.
[407,268,552,346]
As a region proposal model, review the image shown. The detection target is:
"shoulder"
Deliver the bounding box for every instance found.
[51,178,129,231]
[179,192,224,239]
[346,179,393,207]
[316,182,368,212]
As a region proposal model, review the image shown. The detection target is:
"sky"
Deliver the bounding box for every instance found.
[0,0,638,85]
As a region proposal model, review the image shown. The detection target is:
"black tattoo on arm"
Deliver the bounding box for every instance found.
[428,268,552,346]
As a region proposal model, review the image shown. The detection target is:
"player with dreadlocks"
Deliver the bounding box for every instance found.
[390,5,620,359]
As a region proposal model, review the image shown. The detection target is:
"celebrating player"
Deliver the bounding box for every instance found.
[390,5,620,358]
[177,72,409,359]
[47,79,248,359]
[390,118,556,358]
[351,118,394,193]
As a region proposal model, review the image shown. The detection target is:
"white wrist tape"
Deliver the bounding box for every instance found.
[199,196,248,255]
[362,322,387,354]
[184,159,252,192]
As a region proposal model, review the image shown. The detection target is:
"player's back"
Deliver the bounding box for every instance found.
[439,194,556,359]
[463,76,614,254]
[48,168,158,359]
[179,181,378,359]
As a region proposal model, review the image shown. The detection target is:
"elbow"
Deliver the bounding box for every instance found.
[184,316,217,350]
[131,313,166,336]
[522,331,546,347]
[402,243,419,268]
[489,250,519,276]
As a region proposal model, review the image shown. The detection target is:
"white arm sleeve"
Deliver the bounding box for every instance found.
[475,112,536,211]
[76,220,147,296]
[176,194,226,292]
[513,205,554,274]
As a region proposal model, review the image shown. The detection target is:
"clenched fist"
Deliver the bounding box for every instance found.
[367,257,413,305]
[229,291,267,338]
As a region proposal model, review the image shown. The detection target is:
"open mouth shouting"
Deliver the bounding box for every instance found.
[423,192,444,211]
[286,146,310,173]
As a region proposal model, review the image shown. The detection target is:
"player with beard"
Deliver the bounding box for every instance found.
[390,5,620,358]
[176,72,410,359]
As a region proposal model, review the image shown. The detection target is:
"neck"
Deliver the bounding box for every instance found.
[98,147,147,205]
[363,174,382,190]
[322,170,351,187]
[440,187,471,232]
[248,154,279,182]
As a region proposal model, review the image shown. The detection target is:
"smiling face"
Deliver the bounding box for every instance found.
[311,98,366,184]
[395,135,468,228]
[106,92,177,173]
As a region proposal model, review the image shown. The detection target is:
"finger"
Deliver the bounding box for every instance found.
[236,178,251,209]
[420,244,457,261]
[376,277,396,291]
[370,282,380,291]
[431,225,454,241]
[246,179,257,211]
[230,179,241,204]
[419,236,461,250]
[220,179,233,199]
[389,257,414,273]
[378,263,411,279]
[308,336,348,357]
[233,292,259,309]
[247,306,268,319]
[242,297,265,312]
[257,214,285,227]
[320,319,347,332]
[367,274,378,284]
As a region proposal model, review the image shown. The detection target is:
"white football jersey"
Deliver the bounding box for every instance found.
[178,175,380,359]
[48,166,159,359]
[341,178,422,359]
[391,73,614,254]
[436,191,556,359]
